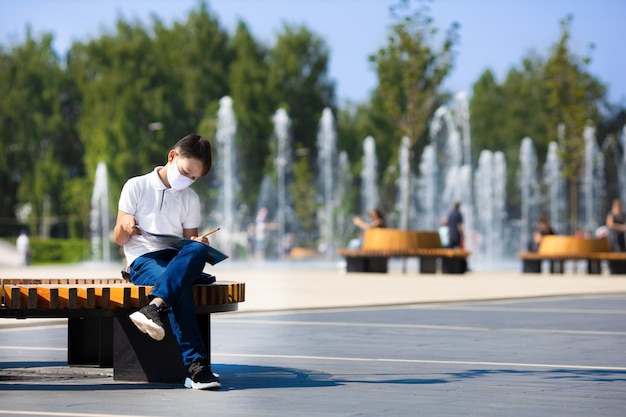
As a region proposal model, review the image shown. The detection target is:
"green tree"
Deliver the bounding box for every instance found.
[266,24,335,242]
[470,57,551,219]
[0,30,80,237]
[228,21,275,212]
[267,24,335,154]
[544,16,605,231]
[289,155,317,244]
[469,16,607,230]
[70,2,231,208]
[69,18,165,201]
[369,0,459,228]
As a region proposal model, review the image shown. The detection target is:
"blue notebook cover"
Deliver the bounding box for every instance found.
[136,226,229,266]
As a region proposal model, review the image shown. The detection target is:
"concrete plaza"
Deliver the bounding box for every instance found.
[1,258,626,416]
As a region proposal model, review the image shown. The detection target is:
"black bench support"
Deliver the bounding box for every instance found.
[346,256,388,273]
[587,260,602,274]
[68,316,113,367]
[522,260,541,273]
[441,258,466,274]
[112,312,211,383]
[609,261,626,275]
[419,258,437,274]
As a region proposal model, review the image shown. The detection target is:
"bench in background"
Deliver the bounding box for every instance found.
[338,229,469,274]
[1,278,245,383]
[517,235,626,274]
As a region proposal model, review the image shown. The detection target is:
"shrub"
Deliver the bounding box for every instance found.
[30,238,90,264]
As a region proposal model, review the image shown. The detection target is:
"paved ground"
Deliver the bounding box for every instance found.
[1,259,626,416]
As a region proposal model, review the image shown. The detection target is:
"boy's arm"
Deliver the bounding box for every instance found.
[184,227,210,245]
[114,210,140,245]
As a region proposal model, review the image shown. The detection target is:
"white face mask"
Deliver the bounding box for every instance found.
[167,157,195,190]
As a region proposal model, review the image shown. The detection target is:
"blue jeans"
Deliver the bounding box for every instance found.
[129,242,210,367]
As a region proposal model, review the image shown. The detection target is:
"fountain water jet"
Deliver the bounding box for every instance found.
[474,150,507,259]
[273,108,291,260]
[336,151,352,246]
[90,162,111,262]
[317,108,337,257]
[582,124,605,233]
[518,137,540,249]
[361,136,379,217]
[396,136,418,229]
[214,96,239,256]
[417,144,437,229]
[544,142,566,234]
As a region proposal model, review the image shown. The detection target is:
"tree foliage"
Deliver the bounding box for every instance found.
[0,29,81,236]
[1,1,624,257]
[544,16,605,229]
[469,15,609,230]
[228,21,274,211]
[369,0,459,227]
[267,24,336,153]
[0,1,338,251]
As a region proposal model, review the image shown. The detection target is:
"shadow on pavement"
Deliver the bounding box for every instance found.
[212,363,340,390]
[448,368,626,383]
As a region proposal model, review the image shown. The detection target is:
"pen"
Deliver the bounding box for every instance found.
[201,227,220,238]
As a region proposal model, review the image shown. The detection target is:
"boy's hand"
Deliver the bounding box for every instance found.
[191,235,210,245]
[121,215,140,235]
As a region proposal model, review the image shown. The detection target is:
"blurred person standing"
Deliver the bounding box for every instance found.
[606,198,626,252]
[16,229,31,266]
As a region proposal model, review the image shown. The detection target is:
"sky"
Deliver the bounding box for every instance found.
[1,0,625,106]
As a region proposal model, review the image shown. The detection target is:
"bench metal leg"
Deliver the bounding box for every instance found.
[441,258,466,274]
[522,260,542,273]
[549,260,565,274]
[345,257,388,273]
[609,261,626,274]
[367,257,388,273]
[346,257,367,272]
[419,257,437,274]
[68,317,113,367]
[587,260,602,275]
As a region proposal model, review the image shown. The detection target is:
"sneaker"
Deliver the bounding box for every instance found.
[184,358,221,390]
[129,304,169,341]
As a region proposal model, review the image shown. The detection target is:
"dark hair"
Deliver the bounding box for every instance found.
[371,208,384,220]
[174,134,213,176]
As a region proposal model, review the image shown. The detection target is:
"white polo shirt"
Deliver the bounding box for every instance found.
[118,167,202,266]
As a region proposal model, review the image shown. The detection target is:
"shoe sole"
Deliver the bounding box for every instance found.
[184,377,221,390]
[129,311,165,341]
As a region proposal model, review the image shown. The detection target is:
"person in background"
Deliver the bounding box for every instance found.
[446,201,467,272]
[16,229,31,266]
[113,134,220,390]
[348,208,386,249]
[446,201,464,249]
[528,216,555,251]
[606,198,626,252]
[353,208,386,230]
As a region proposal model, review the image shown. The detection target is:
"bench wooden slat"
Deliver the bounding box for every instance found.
[410,248,470,258]
[2,281,245,312]
[588,252,626,260]
[2,278,126,285]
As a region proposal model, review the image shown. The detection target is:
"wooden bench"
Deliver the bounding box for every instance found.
[517,235,626,274]
[338,229,470,274]
[0,278,245,383]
